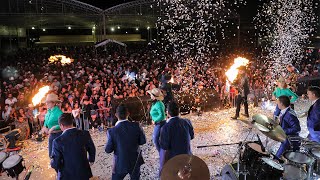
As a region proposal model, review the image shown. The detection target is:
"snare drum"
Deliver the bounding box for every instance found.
[3,155,24,178]
[0,152,7,171]
[242,142,268,168]
[283,164,307,180]
[255,157,284,180]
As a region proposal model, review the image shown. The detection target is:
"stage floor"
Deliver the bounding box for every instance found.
[0,99,311,180]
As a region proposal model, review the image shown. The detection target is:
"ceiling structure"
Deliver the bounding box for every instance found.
[0,0,159,29]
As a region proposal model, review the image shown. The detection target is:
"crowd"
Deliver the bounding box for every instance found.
[0,45,319,140]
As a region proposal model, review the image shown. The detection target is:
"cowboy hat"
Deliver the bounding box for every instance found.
[277,77,286,83]
[45,93,61,103]
[147,88,164,101]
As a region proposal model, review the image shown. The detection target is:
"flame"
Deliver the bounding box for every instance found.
[48,55,73,65]
[32,86,50,106]
[225,57,249,83]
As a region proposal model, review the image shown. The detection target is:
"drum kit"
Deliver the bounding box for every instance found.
[0,152,25,180]
[0,129,26,180]
[198,113,320,180]
[242,114,320,179]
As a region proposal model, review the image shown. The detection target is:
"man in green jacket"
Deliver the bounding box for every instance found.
[147,88,166,155]
[41,93,63,157]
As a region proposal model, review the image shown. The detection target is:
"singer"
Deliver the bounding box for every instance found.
[275,96,301,158]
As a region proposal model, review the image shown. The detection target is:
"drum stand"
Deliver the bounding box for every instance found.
[235,127,255,180]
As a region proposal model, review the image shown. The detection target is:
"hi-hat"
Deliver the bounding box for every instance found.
[161,154,210,180]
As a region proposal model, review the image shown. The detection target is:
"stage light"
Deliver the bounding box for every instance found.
[111,27,115,32]
[136,27,139,31]
[68,26,71,30]
[92,30,95,33]
[126,31,128,34]
[42,29,46,31]
[31,27,35,30]
[93,26,96,29]
[117,26,120,29]
[147,26,150,30]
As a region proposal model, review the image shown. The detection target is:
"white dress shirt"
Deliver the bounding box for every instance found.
[115,119,129,126]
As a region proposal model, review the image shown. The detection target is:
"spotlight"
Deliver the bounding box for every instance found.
[42,29,46,32]
[117,26,120,29]
[31,27,35,30]
[111,27,115,32]
[68,26,71,30]
[126,31,128,34]
[147,26,150,30]
[93,26,96,29]
[136,27,139,31]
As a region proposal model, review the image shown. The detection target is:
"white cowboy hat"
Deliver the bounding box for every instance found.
[147,88,164,101]
[45,93,60,103]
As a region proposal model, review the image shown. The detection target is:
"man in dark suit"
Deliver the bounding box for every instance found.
[159,101,194,174]
[105,104,146,180]
[51,113,96,180]
[232,66,250,119]
[275,96,301,158]
[307,86,320,142]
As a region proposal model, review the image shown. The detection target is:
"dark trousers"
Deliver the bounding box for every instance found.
[235,95,248,117]
[276,138,300,158]
[112,168,140,180]
[48,131,62,157]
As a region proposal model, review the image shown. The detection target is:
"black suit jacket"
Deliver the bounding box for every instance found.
[51,128,96,180]
[105,121,146,174]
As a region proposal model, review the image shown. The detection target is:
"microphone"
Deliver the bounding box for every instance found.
[257,134,266,152]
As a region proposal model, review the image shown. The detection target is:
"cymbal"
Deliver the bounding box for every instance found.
[253,123,270,132]
[252,114,286,142]
[252,114,273,126]
[161,154,210,180]
[261,124,286,142]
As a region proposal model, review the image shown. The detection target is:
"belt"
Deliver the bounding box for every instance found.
[51,130,62,134]
[155,121,165,125]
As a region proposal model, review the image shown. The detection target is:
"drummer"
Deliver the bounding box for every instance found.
[40,93,63,157]
[272,77,298,120]
[275,96,301,158]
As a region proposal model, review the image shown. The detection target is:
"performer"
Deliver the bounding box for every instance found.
[51,113,96,180]
[40,93,63,157]
[105,104,146,180]
[231,66,250,119]
[272,77,298,119]
[286,64,299,92]
[275,96,301,158]
[160,73,180,107]
[147,88,166,155]
[159,101,194,174]
[307,86,320,142]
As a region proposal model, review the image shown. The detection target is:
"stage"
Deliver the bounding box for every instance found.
[3,99,311,180]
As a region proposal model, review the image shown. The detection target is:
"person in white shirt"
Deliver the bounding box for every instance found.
[5,93,17,107]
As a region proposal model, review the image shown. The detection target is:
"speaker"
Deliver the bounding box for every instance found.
[112,96,151,124]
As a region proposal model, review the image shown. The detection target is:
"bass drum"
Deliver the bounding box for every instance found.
[242,142,268,169]
[255,157,284,180]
